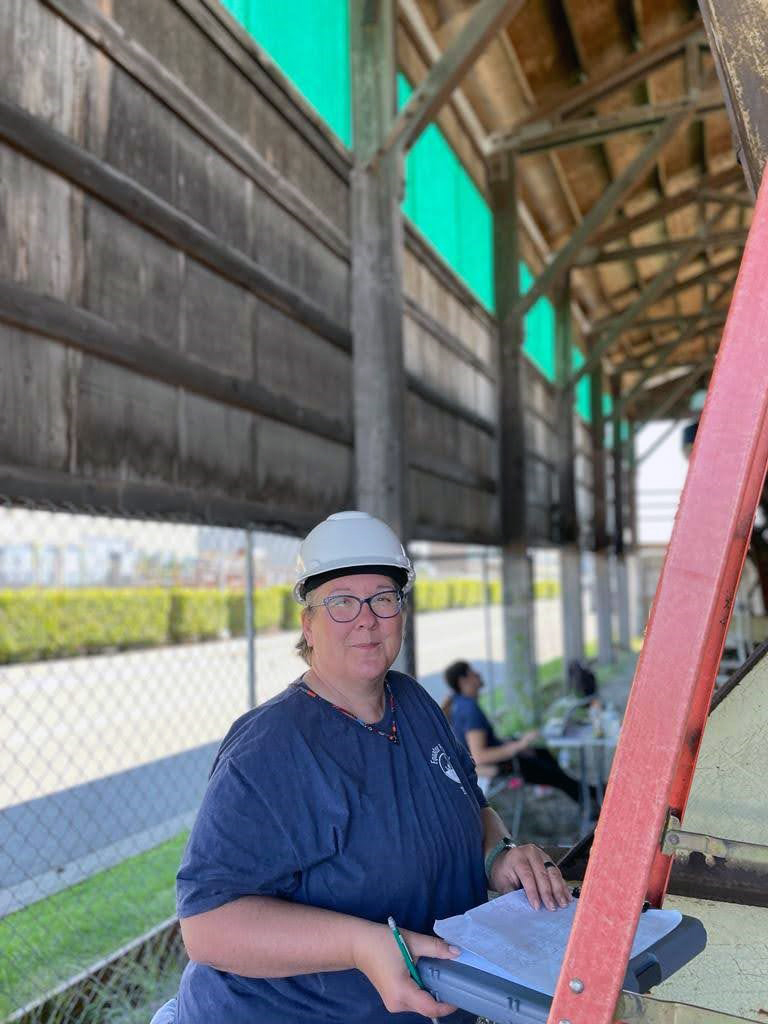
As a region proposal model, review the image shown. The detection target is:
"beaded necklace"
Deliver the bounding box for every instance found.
[298,679,399,744]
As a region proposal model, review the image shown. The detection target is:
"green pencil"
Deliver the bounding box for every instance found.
[386,916,425,988]
[386,916,439,1024]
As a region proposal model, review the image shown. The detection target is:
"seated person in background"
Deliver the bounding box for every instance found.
[444,660,593,808]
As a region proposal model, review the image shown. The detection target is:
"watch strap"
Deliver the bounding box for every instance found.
[484,836,515,883]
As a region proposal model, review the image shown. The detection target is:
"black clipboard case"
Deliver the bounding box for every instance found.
[419,914,706,1024]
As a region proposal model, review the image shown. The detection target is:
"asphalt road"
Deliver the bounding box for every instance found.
[0,599,596,914]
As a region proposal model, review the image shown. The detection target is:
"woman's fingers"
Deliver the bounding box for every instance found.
[407,931,461,961]
[356,925,459,1019]
[493,845,571,909]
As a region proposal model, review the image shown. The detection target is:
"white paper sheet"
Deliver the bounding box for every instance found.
[434,890,682,996]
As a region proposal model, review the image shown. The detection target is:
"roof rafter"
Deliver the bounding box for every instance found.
[518,18,706,125]
[513,110,693,319]
[589,166,743,247]
[487,92,723,156]
[576,228,747,266]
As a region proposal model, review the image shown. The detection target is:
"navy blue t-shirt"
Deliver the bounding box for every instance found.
[450,695,502,752]
[176,671,488,1024]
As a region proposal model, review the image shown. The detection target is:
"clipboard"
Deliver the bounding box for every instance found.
[419,914,706,1024]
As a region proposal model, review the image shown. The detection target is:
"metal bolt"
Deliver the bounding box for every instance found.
[569,979,584,994]
[668,832,679,845]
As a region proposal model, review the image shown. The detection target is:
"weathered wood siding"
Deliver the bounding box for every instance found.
[0,0,584,545]
[0,0,352,533]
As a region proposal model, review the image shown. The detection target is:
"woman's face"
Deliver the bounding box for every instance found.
[302,572,404,686]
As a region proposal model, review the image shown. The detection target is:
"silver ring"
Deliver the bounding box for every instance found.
[542,860,557,869]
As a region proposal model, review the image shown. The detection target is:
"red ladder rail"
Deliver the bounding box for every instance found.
[547,165,768,1024]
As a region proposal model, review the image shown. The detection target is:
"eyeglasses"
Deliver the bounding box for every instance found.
[311,589,403,623]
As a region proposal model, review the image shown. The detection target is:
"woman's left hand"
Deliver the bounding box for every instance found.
[489,844,571,911]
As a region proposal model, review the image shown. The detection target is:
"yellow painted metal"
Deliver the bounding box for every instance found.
[653,895,768,1022]
[682,651,768,847]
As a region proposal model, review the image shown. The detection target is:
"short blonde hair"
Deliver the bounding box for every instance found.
[295,606,314,665]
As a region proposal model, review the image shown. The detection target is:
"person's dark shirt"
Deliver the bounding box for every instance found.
[176,671,486,1024]
[450,694,503,753]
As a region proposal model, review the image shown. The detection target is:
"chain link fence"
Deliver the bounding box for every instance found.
[1,502,532,1022]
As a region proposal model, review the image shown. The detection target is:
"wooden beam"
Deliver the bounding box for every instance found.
[611,331,722,372]
[397,0,487,157]
[368,0,523,167]
[396,0,595,332]
[0,281,352,445]
[635,417,686,465]
[589,166,742,248]
[513,111,692,319]
[602,252,742,313]
[42,0,350,258]
[520,19,705,124]
[576,228,747,266]
[631,362,712,427]
[0,97,351,351]
[698,189,754,208]
[613,282,731,417]
[488,93,723,157]
[699,1,768,197]
[564,209,728,389]
[593,310,727,337]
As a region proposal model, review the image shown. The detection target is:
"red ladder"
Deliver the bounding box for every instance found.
[547,166,768,1024]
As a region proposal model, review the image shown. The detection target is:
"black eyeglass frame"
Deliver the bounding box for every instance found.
[310,588,404,623]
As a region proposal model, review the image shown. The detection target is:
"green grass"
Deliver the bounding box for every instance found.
[0,832,188,1019]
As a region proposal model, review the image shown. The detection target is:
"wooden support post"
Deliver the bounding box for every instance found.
[490,154,538,722]
[590,352,613,664]
[611,375,631,649]
[554,275,584,668]
[349,0,414,673]
[514,111,692,320]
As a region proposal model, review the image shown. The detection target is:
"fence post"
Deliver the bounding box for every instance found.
[245,528,256,709]
[482,549,496,713]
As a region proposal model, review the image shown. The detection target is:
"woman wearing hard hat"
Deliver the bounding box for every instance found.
[170,512,569,1024]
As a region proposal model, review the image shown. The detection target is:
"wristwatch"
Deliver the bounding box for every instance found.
[484,836,516,884]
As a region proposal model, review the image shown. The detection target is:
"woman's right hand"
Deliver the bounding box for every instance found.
[352,922,460,1019]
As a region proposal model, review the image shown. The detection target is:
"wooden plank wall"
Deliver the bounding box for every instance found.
[0,0,594,546]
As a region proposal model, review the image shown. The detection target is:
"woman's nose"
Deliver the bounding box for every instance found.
[356,600,378,625]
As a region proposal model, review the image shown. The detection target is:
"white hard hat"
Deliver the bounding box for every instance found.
[294,511,414,604]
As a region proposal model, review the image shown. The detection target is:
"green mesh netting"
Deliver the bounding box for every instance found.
[398,75,494,310]
[219,0,351,146]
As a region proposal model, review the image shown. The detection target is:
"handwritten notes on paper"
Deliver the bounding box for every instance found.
[434,890,682,995]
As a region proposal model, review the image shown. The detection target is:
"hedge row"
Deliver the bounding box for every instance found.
[0,579,558,663]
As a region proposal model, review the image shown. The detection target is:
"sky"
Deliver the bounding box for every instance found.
[635,419,692,545]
